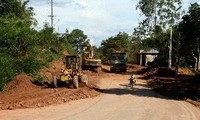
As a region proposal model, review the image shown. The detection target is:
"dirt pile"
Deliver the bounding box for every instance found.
[178,68,194,75]
[139,67,199,106]
[39,60,64,82]
[5,74,38,93]
[39,51,69,82]
[0,62,106,110]
[139,67,176,78]
[0,74,100,110]
[0,86,100,110]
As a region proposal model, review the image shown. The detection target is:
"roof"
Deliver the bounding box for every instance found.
[139,49,159,54]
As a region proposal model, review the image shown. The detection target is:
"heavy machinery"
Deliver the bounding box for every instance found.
[53,54,88,88]
[82,41,102,72]
[110,51,127,72]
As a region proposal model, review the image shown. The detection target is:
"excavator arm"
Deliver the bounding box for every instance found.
[85,41,94,58]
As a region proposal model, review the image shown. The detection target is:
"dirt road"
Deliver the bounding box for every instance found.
[0,65,200,120]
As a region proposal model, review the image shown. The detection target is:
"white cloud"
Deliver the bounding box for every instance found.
[29,0,197,47]
[183,0,200,10]
[28,0,140,47]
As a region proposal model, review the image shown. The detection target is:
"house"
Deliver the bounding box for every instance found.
[137,49,159,66]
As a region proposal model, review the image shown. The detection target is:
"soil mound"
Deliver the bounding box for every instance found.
[39,60,64,82]
[6,74,37,92]
[178,68,194,75]
[0,63,107,110]
[139,67,176,78]
[140,67,200,101]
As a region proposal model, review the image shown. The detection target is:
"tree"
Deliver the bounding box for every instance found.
[179,3,200,70]
[141,26,170,66]
[0,0,36,58]
[136,0,183,68]
[58,29,75,54]
[0,1,84,91]
[0,0,36,26]
[100,32,131,61]
[136,0,182,34]
[0,0,38,91]
[67,29,88,52]
[0,17,36,59]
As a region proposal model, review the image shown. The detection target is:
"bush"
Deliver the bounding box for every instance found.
[15,58,42,74]
[0,54,16,91]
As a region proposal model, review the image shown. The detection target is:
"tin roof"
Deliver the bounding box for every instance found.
[139,49,159,54]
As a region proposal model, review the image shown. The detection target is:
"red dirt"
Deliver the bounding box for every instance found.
[0,61,107,110]
[5,74,38,93]
[0,72,104,110]
[39,60,65,82]
[140,67,200,107]
[178,68,195,75]
[1,63,198,110]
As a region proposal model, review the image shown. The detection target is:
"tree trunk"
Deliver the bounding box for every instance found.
[175,36,180,76]
[193,53,198,71]
[197,46,200,71]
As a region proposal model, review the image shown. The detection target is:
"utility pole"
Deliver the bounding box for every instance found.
[48,0,56,28]
[153,0,157,29]
[169,26,172,68]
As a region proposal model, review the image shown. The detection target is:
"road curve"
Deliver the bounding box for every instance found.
[0,67,200,120]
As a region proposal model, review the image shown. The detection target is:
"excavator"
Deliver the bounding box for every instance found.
[82,41,102,72]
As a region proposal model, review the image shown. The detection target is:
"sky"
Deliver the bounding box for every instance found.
[28,0,200,47]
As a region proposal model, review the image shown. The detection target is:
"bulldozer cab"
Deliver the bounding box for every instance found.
[64,55,82,73]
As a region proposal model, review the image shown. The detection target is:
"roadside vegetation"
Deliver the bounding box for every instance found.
[99,1,200,71]
[0,0,89,91]
[133,0,200,102]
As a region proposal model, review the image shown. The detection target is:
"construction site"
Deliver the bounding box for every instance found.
[1,0,200,120]
[0,61,200,119]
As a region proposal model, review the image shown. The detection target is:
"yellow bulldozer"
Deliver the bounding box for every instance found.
[53,54,88,88]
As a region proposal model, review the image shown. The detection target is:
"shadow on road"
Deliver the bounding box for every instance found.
[96,64,177,100]
[92,83,168,100]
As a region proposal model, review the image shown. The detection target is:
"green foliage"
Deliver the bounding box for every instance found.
[100,32,131,61]
[138,2,200,69]
[0,53,16,91]
[32,75,44,83]
[179,3,200,69]
[93,46,101,59]
[136,0,183,36]
[66,29,88,52]
[0,0,36,26]
[141,26,170,65]
[143,27,169,51]
[179,58,188,67]
[0,0,37,91]
[15,58,41,74]
[0,17,84,91]
[129,35,143,62]
[0,1,79,91]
